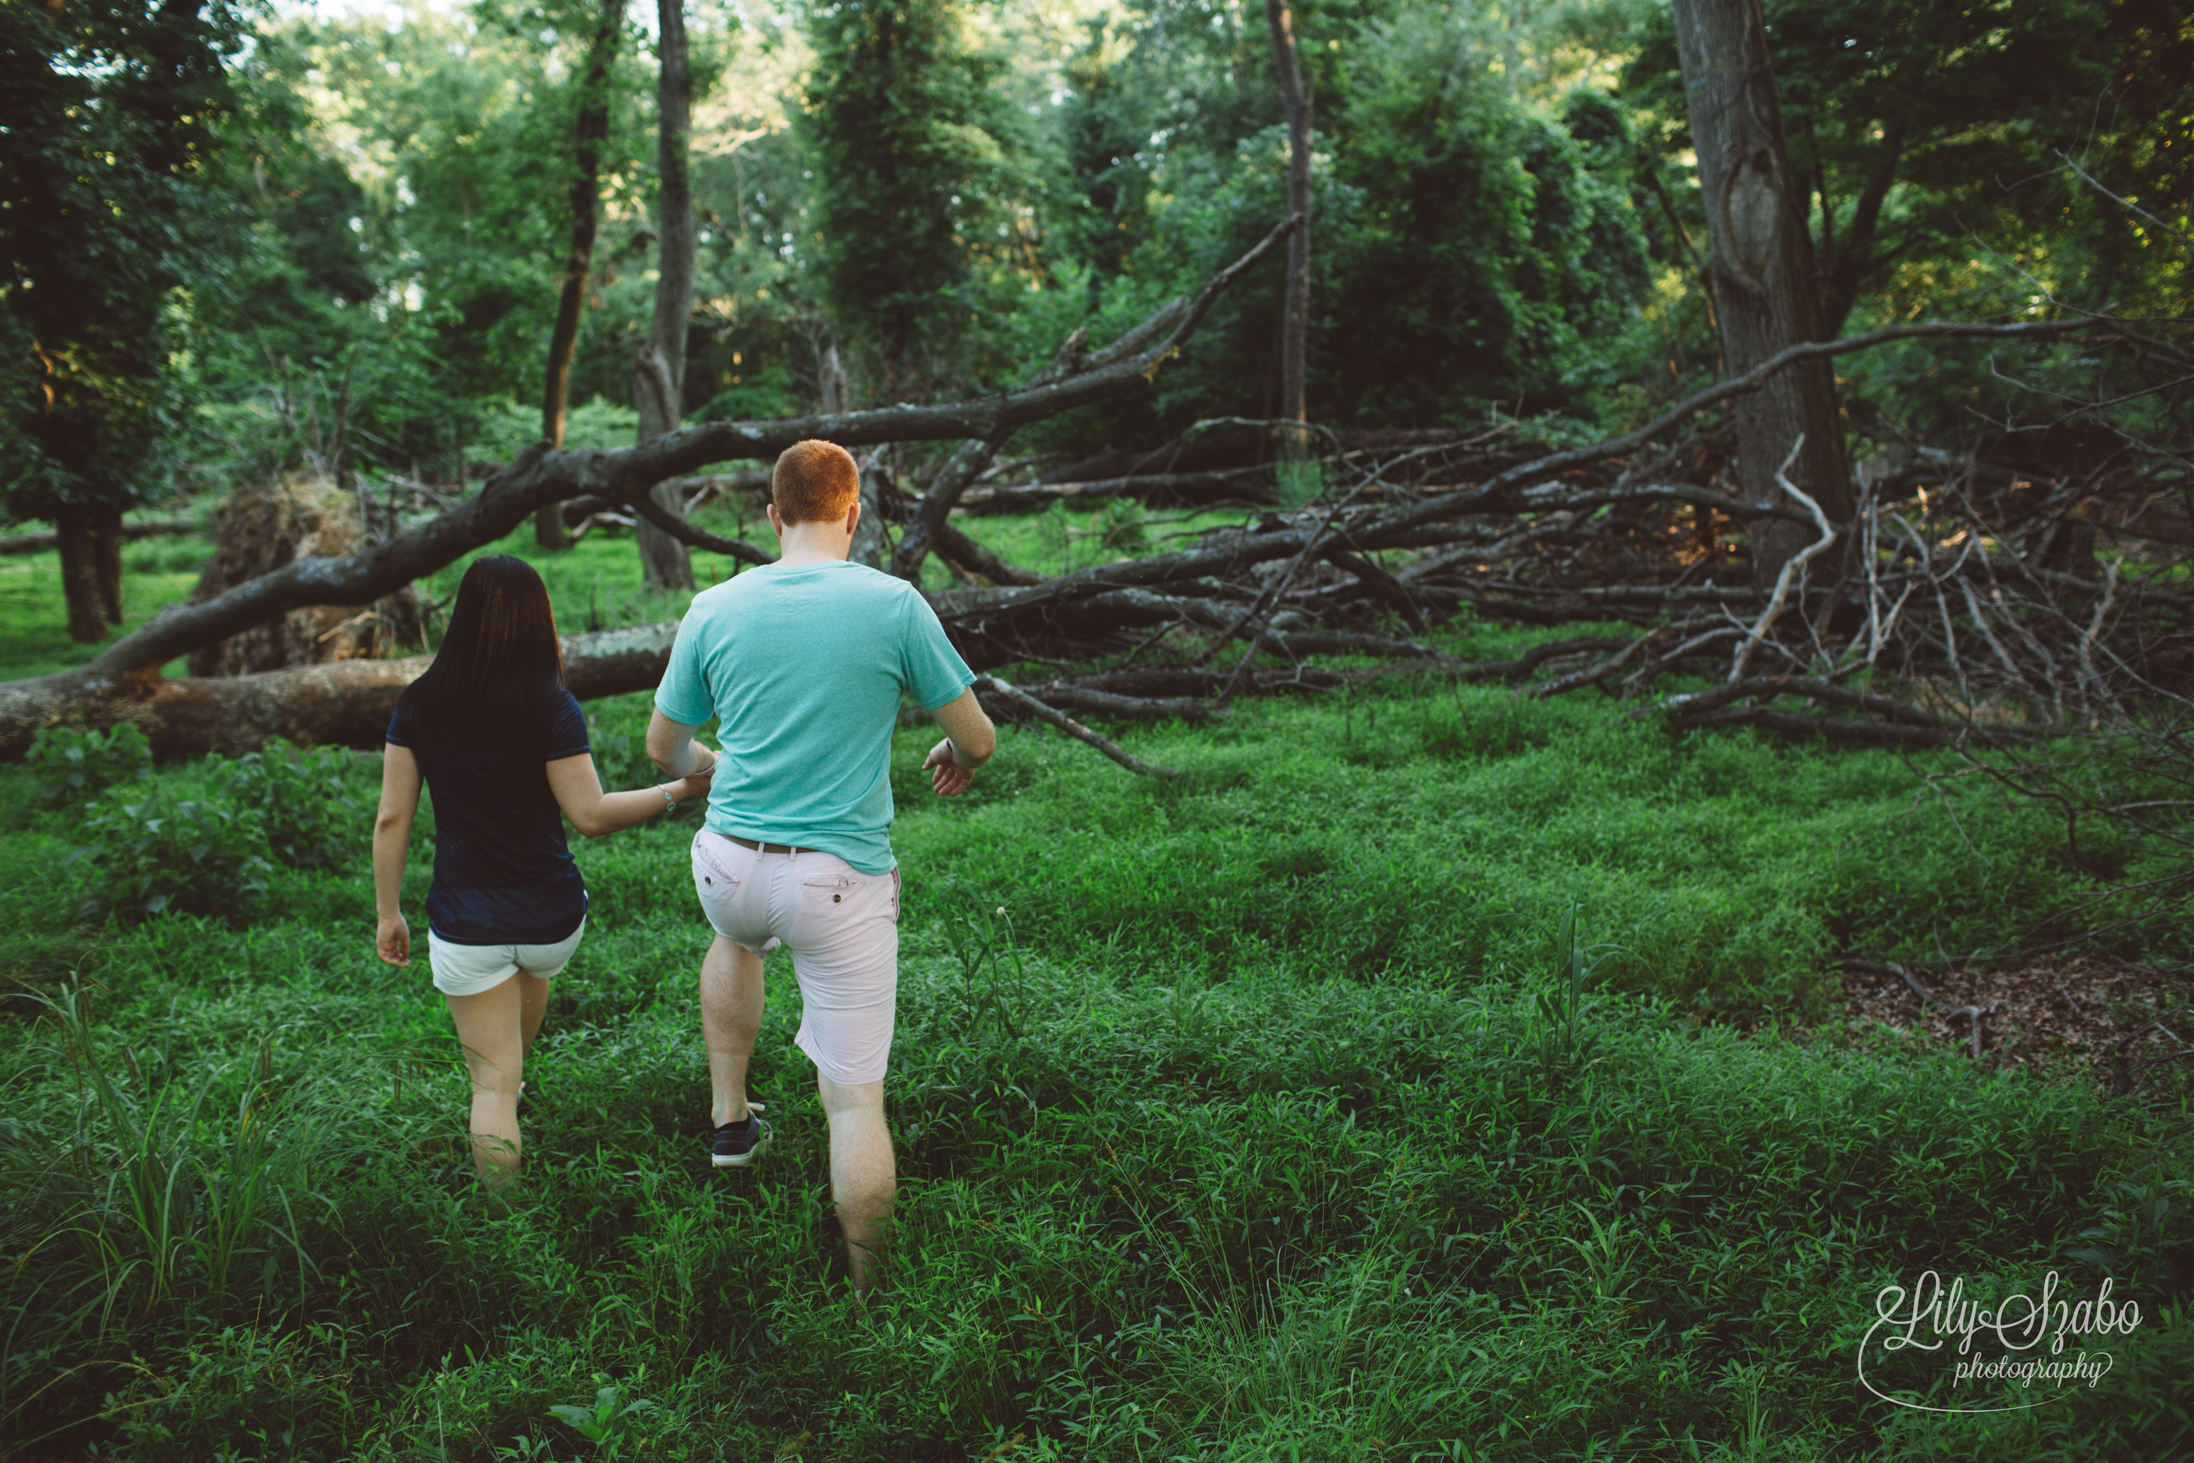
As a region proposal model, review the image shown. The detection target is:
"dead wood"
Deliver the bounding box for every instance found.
[0,517,200,556]
[3,621,679,760]
[187,472,427,676]
[974,673,1183,778]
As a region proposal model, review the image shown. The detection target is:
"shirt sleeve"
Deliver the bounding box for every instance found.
[900,589,976,711]
[385,697,413,747]
[544,691,591,761]
[654,612,717,726]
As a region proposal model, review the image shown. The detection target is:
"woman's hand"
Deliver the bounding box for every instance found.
[674,755,716,805]
[377,911,412,967]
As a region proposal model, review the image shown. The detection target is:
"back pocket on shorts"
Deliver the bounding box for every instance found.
[693,833,747,892]
[799,866,859,916]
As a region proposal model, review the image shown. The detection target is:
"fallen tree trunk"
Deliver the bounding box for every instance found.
[31,220,1301,681]
[0,517,200,557]
[0,622,681,760]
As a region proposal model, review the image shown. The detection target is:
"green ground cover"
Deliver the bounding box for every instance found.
[0,532,217,681]
[1,527,2189,1460]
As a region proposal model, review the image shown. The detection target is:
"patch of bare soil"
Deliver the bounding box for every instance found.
[1836,955,2194,1094]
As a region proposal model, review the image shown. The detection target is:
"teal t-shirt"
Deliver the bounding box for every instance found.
[654,560,975,874]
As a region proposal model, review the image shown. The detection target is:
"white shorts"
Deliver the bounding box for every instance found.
[427,920,587,997]
[691,829,900,1085]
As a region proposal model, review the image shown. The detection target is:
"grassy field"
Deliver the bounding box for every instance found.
[1,520,2190,1460]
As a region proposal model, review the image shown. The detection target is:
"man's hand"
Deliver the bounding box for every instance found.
[924,738,975,796]
[377,912,411,967]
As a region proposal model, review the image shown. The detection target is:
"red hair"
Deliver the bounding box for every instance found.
[772,440,860,526]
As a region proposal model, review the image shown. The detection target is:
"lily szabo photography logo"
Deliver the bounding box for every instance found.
[1858,1269,2143,1413]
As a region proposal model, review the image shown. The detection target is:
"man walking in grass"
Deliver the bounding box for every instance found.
[646,438,996,1294]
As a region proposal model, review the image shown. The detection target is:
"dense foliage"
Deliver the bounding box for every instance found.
[0,0,245,523]
[3,0,2184,523]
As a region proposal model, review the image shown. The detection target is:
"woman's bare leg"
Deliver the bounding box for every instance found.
[519,971,551,1057]
[445,973,547,1185]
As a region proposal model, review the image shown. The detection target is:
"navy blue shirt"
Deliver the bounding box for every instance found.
[386,690,591,945]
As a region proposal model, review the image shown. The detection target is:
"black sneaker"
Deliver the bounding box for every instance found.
[710,1111,770,1168]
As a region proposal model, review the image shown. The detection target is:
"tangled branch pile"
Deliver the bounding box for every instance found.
[912,417,2191,759]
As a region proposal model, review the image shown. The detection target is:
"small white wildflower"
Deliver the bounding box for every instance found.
[995,906,1007,917]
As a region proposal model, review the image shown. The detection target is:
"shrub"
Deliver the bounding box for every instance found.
[216,739,365,871]
[75,786,273,923]
[25,723,154,809]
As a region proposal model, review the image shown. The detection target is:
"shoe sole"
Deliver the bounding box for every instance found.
[711,1107,769,1168]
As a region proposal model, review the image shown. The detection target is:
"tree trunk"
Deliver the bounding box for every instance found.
[53,507,108,643]
[850,464,892,569]
[1263,0,1312,458]
[1816,117,1906,338]
[1669,0,1853,588]
[92,502,124,624]
[0,515,196,556]
[537,0,623,552]
[0,621,683,761]
[632,0,698,591]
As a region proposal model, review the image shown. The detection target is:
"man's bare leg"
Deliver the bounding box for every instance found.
[700,936,764,1127]
[817,1071,894,1294]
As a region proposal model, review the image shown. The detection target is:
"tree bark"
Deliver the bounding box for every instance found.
[632,0,698,590]
[1669,0,1853,588]
[92,502,124,624]
[1263,0,1313,457]
[53,507,107,643]
[537,0,623,551]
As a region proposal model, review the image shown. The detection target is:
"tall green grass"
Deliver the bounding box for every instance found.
[0,665,2187,1460]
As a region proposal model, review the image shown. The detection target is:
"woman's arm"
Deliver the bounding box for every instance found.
[374,744,423,966]
[548,747,718,838]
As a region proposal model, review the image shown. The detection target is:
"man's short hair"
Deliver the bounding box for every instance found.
[773,440,860,526]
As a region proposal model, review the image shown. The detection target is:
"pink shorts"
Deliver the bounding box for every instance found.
[691,829,901,1085]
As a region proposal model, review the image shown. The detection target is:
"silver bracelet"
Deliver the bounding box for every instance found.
[660,782,677,809]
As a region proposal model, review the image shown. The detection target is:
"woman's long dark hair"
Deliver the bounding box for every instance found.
[397,556,566,747]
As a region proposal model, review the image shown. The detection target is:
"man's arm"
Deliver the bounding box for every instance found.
[648,708,710,778]
[923,687,995,796]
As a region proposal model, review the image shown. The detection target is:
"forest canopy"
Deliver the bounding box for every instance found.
[6,0,2185,522]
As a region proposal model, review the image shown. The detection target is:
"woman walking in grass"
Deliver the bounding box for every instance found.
[371,555,719,1186]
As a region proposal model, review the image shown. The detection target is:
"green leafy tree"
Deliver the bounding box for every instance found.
[1,0,246,643]
[1028,0,1653,448]
[1624,0,2124,336]
[190,4,657,490]
[801,0,1031,397]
